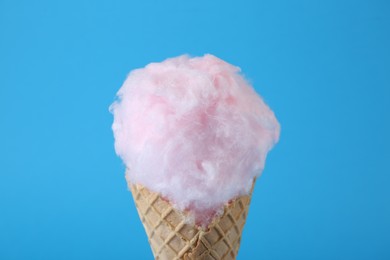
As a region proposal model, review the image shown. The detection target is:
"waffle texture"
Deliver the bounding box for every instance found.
[129,183,254,260]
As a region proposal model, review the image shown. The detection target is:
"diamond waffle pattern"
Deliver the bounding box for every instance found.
[129,183,254,260]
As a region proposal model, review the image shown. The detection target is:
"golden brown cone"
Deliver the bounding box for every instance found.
[129,182,255,260]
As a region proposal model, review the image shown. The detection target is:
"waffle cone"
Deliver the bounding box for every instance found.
[129,182,254,260]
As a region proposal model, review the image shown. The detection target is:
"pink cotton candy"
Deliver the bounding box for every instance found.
[110,54,280,226]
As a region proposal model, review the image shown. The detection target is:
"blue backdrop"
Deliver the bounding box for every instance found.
[1,0,389,259]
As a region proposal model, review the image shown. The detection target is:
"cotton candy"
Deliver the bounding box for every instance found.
[110,54,280,226]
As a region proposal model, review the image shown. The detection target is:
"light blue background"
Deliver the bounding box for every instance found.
[1,0,389,259]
